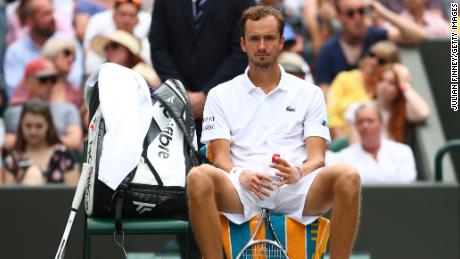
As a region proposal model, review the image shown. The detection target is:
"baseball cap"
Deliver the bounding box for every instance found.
[24,58,58,78]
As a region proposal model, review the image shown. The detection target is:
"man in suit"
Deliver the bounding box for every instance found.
[149,0,255,144]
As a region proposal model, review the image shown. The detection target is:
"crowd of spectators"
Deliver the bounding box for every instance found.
[0,0,450,185]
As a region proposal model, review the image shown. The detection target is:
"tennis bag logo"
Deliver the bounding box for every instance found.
[158,107,174,159]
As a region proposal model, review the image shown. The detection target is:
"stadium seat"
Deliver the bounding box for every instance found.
[84,217,191,259]
[435,139,460,181]
[328,137,349,152]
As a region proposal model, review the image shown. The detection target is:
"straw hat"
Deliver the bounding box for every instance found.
[91,30,143,61]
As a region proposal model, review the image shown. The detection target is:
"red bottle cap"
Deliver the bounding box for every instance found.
[272,153,280,163]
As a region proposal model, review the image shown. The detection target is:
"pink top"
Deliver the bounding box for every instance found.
[401,10,450,38]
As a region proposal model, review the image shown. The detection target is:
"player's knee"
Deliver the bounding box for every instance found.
[187,164,215,195]
[336,165,361,194]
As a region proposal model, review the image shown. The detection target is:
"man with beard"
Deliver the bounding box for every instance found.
[187,6,361,259]
[4,0,83,98]
[314,0,427,94]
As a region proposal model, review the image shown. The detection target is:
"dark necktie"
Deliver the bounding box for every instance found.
[193,0,207,29]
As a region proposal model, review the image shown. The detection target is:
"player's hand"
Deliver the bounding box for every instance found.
[270,157,301,185]
[239,170,274,200]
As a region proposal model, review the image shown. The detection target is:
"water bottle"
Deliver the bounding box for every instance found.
[258,154,282,209]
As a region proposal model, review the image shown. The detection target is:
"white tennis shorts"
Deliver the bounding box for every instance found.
[220,167,323,225]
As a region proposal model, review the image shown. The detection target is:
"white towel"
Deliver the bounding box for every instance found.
[96,63,154,190]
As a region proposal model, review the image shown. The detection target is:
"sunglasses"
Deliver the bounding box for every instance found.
[367,52,387,66]
[37,75,58,85]
[116,0,141,6]
[104,42,121,52]
[344,7,367,18]
[62,48,74,58]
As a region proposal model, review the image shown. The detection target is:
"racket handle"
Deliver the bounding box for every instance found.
[71,163,91,210]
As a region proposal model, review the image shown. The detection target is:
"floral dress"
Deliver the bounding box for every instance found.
[3,144,76,183]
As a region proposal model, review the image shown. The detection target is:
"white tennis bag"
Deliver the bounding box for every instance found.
[84,64,201,232]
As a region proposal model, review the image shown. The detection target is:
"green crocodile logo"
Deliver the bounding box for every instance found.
[286,106,296,112]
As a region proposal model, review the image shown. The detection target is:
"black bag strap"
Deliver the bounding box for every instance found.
[141,118,164,186]
[151,79,202,166]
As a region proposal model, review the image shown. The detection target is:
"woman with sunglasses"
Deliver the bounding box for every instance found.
[91,30,160,86]
[2,100,79,185]
[327,40,400,140]
[346,63,430,145]
[41,38,83,109]
[41,38,88,138]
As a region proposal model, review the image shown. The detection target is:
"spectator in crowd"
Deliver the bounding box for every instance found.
[41,38,83,108]
[4,58,82,151]
[329,102,417,184]
[0,0,12,114]
[278,51,313,82]
[346,63,430,144]
[3,0,83,98]
[399,0,450,38]
[12,38,83,108]
[91,30,160,86]
[2,99,79,185]
[314,0,427,93]
[6,0,74,46]
[327,41,400,139]
[84,0,151,75]
[149,0,255,131]
[74,0,115,42]
[378,0,446,17]
[303,0,339,57]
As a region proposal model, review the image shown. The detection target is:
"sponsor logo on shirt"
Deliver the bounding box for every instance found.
[203,116,215,131]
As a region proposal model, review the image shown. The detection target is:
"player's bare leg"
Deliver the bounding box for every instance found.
[304,164,361,259]
[187,164,244,259]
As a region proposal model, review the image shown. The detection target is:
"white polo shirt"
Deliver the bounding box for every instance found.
[331,139,417,184]
[202,66,330,171]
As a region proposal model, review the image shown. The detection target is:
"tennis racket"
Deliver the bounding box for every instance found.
[54,163,92,259]
[236,208,289,259]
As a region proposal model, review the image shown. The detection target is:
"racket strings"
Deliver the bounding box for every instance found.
[240,242,287,258]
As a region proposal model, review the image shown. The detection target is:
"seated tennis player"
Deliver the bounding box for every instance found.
[187,6,361,259]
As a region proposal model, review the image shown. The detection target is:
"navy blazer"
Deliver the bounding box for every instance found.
[149,0,255,93]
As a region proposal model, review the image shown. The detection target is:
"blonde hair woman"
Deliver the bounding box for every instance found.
[41,38,83,108]
[327,41,400,139]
